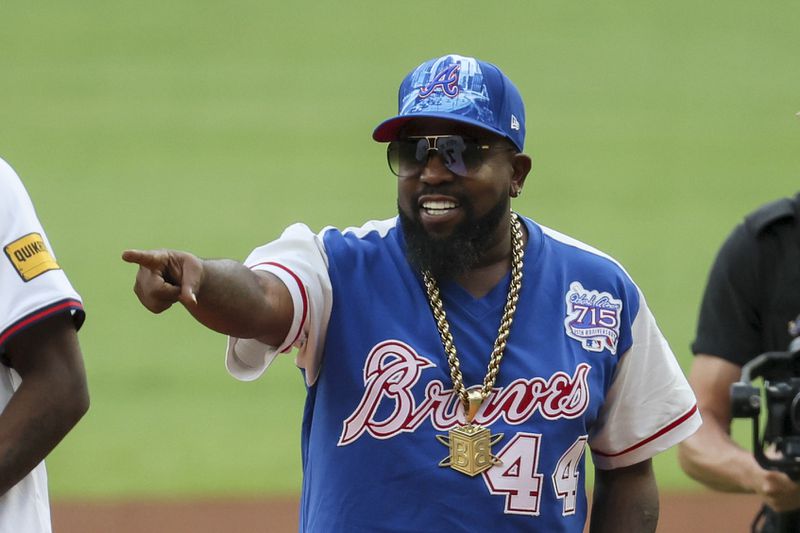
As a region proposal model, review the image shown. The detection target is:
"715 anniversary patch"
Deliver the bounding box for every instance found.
[4,232,60,282]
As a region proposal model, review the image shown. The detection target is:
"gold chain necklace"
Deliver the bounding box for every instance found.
[425,212,524,476]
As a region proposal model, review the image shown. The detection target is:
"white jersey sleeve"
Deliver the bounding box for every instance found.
[0,157,85,533]
[0,158,84,353]
[588,290,701,469]
[226,223,332,385]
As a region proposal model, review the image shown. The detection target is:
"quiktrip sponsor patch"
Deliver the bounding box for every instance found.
[4,233,60,281]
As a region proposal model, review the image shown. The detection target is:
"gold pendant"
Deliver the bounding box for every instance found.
[436,424,503,476]
[436,390,502,476]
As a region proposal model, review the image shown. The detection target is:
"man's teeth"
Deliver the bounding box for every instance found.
[422,200,457,215]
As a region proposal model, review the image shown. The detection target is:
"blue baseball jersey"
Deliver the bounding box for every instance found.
[227,215,700,532]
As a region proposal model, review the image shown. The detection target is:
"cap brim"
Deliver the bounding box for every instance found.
[372,113,513,148]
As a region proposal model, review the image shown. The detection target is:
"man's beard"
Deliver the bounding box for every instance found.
[399,194,509,280]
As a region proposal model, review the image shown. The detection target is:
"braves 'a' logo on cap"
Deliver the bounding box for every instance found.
[419,63,461,98]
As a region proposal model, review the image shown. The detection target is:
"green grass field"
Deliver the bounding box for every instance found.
[1,0,799,498]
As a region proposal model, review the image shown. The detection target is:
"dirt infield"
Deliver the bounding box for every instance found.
[51,492,764,532]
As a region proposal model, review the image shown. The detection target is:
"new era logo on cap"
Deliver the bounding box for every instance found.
[373,54,526,152]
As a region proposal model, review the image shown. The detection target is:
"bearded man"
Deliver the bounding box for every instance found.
[123,54,699,533]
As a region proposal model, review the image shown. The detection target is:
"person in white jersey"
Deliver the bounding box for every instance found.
[0,157,89,532]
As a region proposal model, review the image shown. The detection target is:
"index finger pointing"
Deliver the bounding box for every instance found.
[122,249,166,270]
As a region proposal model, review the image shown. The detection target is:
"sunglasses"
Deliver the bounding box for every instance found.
[386,135,514,178]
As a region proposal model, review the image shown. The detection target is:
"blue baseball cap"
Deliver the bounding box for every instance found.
[373,54,526,151]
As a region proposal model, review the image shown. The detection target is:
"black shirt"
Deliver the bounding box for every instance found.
[692,193,800,365]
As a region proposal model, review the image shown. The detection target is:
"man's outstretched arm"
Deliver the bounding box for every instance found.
[122,249,293,346]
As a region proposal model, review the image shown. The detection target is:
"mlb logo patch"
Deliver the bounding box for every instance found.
[563,281,622,354]
[4,232,60,282]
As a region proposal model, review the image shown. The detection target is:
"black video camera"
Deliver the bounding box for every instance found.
[731,317,800,480]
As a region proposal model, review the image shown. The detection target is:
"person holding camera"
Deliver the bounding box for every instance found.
[678,193,800,530]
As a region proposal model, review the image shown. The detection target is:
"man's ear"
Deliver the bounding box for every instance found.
[511,153,532,194]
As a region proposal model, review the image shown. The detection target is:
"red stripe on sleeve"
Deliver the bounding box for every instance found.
[593,404,699,458]
[250,262,308,348]
[0,299,84,347]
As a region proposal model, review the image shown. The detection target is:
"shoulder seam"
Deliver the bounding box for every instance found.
[338,217,397,240]
[539,224,631,277]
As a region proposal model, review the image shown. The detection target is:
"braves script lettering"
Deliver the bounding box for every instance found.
[338,341,591,446]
